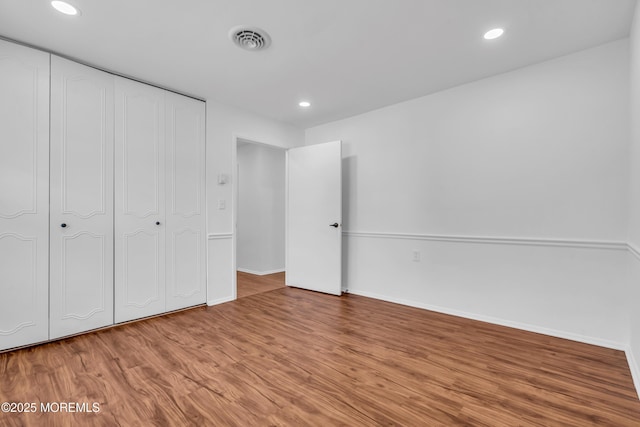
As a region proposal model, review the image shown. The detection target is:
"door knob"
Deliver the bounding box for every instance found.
[329,223,339,228]
[156,221,160,225]
[61,223,67,228]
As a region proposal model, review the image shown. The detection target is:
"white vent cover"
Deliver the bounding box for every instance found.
[229,26,271,51]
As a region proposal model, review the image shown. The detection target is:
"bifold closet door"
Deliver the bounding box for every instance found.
[114,76,166,323]
[49,56,114,339]
[165,92,206,311]
[0,40,50,351]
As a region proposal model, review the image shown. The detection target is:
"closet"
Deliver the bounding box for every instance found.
[114,77,206,322]
[0,39,50,350]
[49,56,115,339]
[0,39,206,352]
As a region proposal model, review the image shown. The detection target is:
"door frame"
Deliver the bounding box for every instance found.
[231,134,287,299]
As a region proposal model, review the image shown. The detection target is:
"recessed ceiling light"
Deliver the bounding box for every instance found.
[484,28,504,40]
[298,101,311,108]
[51,1,79,15]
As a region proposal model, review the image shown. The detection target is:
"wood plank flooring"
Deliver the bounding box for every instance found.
[1,285,639,426]
[236,271,285,299]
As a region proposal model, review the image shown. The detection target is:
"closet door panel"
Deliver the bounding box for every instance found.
[0,40,50,351]
[0,60,39,217]
[0,234,42,348]
[115,77,166,323]
[122,95,161,218]
[168,228,202,305]
[49,56,114,339]
[165,93,206,310]
[122,230,161,307]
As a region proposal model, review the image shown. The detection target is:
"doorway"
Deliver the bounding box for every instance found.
[234,138,286,298]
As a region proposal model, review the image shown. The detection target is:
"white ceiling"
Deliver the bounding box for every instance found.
[0,0,636,128]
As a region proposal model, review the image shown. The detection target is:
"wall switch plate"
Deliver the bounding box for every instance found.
[218,199,226,210]
[412,250,421,262]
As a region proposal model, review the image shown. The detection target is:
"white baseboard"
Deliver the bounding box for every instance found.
[626,347,640,399]
[237,268,285,276]
[207,296,235,306]
[349,289,627,351]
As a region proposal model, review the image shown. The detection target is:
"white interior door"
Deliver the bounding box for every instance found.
[165,92,206,311]
[114,76,166,323]
[49,56,114,339]
[0,40,50,350]
[286,141,342,295]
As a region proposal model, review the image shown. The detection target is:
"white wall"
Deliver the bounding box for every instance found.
[630,6,640,249]
[206,100,302,304]
[307,39,631,348]
[237,142,286,274]
[627,1,640,396]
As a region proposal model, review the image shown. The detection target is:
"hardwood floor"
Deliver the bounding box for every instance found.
[1,287,639,426]
[236,271,285,298]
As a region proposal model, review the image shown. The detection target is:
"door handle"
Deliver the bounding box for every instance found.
[61,223,67,228]
[155,221,161,225]
[329,223,339,228]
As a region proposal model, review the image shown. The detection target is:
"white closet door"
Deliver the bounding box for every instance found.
[0,40,50,351]
[114,77,166,323]
[49,56,114,339]
[165,93,206,311]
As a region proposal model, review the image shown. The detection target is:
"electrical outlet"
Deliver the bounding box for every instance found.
[412,250,421,262]
[218,199,226,210]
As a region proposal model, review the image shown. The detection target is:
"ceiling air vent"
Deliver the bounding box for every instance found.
[229,26,271,51]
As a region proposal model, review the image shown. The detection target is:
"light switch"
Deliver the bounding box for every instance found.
[218,199,226,210]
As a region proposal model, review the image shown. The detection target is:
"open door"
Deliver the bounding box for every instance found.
[286,141,342,295]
